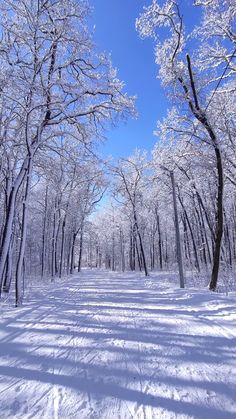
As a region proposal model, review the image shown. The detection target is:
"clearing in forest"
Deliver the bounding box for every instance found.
[0,270,236,419]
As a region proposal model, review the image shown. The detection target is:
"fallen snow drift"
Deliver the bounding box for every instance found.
[0,270,236,418]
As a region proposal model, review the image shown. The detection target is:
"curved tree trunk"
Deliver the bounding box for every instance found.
[180,54,224,291]
[209,147,224,290]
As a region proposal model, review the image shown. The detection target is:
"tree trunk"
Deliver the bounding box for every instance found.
[78,221,84,272]
[51,205,57,281]
[178,195,200,272]
[170,171,184,288]
[15,155,33,306]
[156,213,163,270]
[41,186,48,279]
[209,147,224,290]
[70,231,77,274]
[183,54,224,290]
[134,215,148,276]
[120,228,125,272]
[112,233,115,271]
[59,216,66,278]
[2,239,13,293]
[0,164,27,294]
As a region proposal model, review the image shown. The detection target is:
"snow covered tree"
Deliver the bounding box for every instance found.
[0,0,134,305]
[136,0,236,290]
[111,151,150,276]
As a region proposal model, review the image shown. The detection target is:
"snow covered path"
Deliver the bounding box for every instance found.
[0,270,236,419]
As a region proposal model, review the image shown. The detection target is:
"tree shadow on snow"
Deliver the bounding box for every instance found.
[0,269,235,418]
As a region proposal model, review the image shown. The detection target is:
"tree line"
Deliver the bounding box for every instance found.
[0,0,235,305]
[88,0,236,291]
[0,0,134,306]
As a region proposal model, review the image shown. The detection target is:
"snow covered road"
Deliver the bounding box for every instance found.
[0,269,236,419]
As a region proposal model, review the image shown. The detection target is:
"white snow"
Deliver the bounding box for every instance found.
[0,269,236,419]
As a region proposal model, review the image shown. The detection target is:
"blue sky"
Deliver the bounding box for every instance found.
[90,1,200,160]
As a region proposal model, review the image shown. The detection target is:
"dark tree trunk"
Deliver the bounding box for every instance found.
[70,231,77,274]
[181,54,224,291]
[134,213,148,276]
[15,155,33,306]
[209,147,224,290]
[78,221,84,272]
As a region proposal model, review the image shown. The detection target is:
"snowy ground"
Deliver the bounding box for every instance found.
[0,269,236,419]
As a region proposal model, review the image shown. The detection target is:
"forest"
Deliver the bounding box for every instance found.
[0,1,236,418]
[0,0,235,306]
